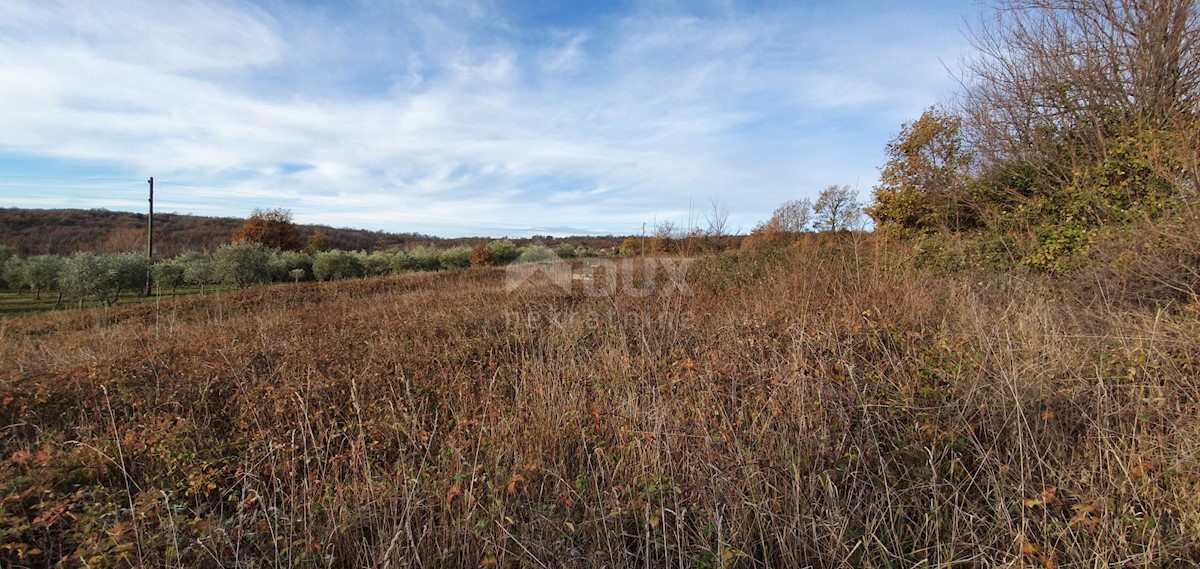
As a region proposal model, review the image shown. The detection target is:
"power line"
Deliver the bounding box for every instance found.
[0,174,144,182]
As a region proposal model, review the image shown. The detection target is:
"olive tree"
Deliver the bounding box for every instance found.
[22,255,64,300]
[59,253,105,305]
[312,250,364,281]
[178,252,215,292]
[153,259,187,296]
[105,253,150,302]
[214,241,270,288]
[268,250,313,282]
[409,246,443,271]
[4,257,24,292]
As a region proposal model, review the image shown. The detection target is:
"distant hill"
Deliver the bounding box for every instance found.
[0,208,626,257]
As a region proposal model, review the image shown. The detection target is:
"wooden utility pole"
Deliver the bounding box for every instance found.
[146,176,154,296]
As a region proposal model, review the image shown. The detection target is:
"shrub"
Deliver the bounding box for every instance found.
[619,236,640,257]
[489,239,520,265]
[470,244,494,267]
[0,245,11,288]
[439,246,472,270]
[514,245,558,264]
[313,250,365,281]
[390,251,418,273]
[356,251,394,277]
[554,243,577,259]
[409,246,443,272]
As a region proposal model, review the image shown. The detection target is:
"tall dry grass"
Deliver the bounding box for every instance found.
[1,241,1198,567]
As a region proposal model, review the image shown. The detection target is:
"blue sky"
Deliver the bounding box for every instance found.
[0,0,976,237]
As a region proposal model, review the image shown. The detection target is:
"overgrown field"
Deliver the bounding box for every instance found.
[1,244,1198,567]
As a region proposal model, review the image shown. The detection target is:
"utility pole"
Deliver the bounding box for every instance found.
[146,176,154,296]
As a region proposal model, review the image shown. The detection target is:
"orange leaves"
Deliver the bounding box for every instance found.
[1022,486,1058,509]
[506,475,527,496]
[446,484,462,505]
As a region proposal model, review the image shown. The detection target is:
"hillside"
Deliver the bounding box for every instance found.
[0,208,627,257]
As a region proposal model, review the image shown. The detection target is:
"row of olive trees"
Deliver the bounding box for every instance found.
[0,239,595,303]
[2,250,150,306]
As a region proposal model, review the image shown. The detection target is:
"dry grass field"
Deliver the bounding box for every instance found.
[2,241,1198,567]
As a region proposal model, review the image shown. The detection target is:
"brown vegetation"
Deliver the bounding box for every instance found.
[0,208,628,258]
[2,240,1198,566]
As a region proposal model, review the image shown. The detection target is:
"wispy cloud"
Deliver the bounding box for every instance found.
[0,0,974,236]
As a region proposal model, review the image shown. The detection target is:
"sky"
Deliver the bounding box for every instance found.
[0,0,977,237]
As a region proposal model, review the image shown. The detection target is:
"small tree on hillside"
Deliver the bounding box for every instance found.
[813,185,862,232]
[619,236,640,257]
[232,208,302,251]
[59,253,105,305]
[178,252,215,292]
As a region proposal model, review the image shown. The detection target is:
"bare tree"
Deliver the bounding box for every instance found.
[703,198,731,238]
[960,0,1200,184]
[813,185,862,233]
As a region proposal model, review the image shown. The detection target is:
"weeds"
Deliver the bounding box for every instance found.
[1,246,1198,567]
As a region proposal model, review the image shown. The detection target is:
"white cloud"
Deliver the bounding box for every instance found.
[0,0,974,236]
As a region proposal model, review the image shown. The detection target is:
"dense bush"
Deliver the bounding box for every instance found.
[408,246,443,272]
[514,244,558,264]
[489,239,520,265]
[355,251,394,277]
[439,246,472,270]
[470,243,494,267]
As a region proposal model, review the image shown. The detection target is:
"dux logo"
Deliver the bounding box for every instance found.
[505,250,693,297]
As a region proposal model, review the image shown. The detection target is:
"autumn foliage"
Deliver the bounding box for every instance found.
[231,208,302,251]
